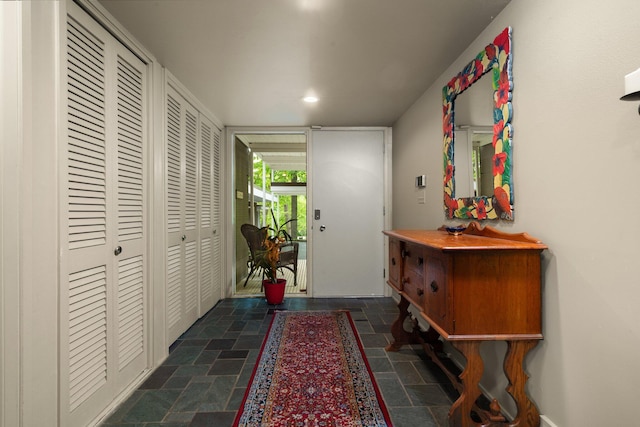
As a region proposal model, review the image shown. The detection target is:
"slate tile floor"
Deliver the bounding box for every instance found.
[101,297,458,427]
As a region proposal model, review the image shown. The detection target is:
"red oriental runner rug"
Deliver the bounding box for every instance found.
[233,310,393,427]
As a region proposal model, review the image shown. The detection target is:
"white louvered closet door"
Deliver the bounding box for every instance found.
[112,39,147,389]
[166,85,200,343]
[198,117,222,313]
[62,3,148,426]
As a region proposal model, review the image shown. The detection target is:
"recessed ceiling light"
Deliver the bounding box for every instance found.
[303,96,319,103]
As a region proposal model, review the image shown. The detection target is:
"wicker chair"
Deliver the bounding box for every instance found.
[240,223,299,288]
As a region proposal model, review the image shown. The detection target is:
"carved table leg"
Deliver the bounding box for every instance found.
[385,295,421,351]
[449,341,488,427]
[504,340,540,427]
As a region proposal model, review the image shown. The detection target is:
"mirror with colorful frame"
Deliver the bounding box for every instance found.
[443,27,513,220]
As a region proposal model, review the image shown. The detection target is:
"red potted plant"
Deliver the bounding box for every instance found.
[255,210,296,305]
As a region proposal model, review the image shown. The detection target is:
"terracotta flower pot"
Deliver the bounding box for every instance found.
[263,278,286,305]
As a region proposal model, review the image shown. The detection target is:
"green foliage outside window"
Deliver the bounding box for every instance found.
[252,156,307,238]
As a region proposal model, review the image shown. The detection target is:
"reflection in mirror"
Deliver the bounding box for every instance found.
[443,27,513,220]
[454,74,493,199]
[454,126,493,198]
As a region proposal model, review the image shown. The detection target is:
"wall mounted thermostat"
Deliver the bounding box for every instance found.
[415,175,426,188]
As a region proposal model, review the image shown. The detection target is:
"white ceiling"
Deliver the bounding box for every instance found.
[98,0,510,127]
[236,134,307,171]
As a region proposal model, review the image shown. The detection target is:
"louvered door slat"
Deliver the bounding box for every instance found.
[200,122,212,229]
[67,64,105,105]
[69,297,106,331]
[67,16,107,252]
[69,202,106,211]
[67,122,106,145]
[118,298,143,322]
[69,217,106,227]
[119,148,142,164]
[117,255,143,369]
[67,24,105,74]
[117,64,142,98]
[66,40,104,74]
[117,161,143,174]
[118,189,141,198]
[184,241,197,313]
[69,332,105,369]
[67,159,105,181]
[211,130,222,301]
[68,182,105,194]
[117,55,144,242]
[67,84,105,117]
[118,134,142,151]
[68,99,105,128]
[184,110,198,231]
[200,237,212,303]
[118,165,143,179]
[166,93,182,234]
[167,245,182,330]
[68,265,107,411]
[117,89,143,115]
[67,63,104,101]
[68,187,106,199]
[68,161,106,180]
[68,144,105,166]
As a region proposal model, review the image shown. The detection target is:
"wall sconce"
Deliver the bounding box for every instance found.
[620,68,640,114]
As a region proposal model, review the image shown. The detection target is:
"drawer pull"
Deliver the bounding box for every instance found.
[401,249,410,258]
[417,257,424,266]
[430,281,439,293]
[391,257,396,266]
[417,288,424,296]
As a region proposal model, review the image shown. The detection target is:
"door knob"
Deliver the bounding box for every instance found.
[114,246,122,256]
[319,225,326,232]
[181,235,186,241]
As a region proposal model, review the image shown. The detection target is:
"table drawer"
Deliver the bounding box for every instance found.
[402,243,425,305]
[388,238,402,289]
[424,254,448,325]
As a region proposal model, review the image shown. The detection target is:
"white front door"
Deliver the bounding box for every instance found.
[310,129,386,297]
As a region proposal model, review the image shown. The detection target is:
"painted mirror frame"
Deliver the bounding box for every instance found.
[443,27,513,220]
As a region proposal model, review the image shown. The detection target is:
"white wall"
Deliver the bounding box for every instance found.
[1,3,23,426]
[391,0,640,425]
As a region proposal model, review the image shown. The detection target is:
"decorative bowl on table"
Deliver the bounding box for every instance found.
[445,225,466,236]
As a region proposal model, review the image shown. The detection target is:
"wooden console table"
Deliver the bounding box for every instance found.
[383,223,547,427]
